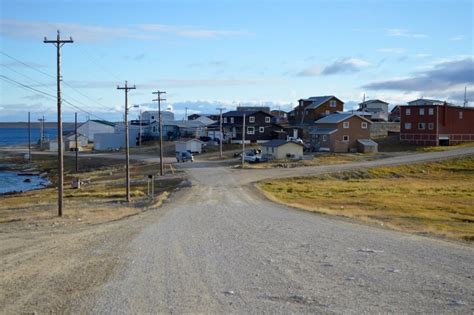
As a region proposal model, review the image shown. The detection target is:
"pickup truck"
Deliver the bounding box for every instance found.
[243,149,265,163]
[176,151,194,162]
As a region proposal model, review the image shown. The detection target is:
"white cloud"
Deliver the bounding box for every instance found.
[449,35,465,41]
[377,48,406,54]
[386,28,429,38]
[0,19,250,43]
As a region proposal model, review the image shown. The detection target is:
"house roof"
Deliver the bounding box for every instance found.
[357,139,378,146]
[298,95,343,109]
[315,113,372,124]
[90,119,115,127]
[359,99,389,105]
[222,110,272,117]
[262,139,303,147]
[308,127,338,135]
[406,98,458,106]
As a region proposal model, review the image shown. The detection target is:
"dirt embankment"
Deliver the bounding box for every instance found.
[0,151,187,313]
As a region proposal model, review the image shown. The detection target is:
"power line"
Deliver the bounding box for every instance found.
[0,74,111,122]
[1,50,114,113]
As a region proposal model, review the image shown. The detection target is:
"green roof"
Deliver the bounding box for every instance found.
[91,120,115,127]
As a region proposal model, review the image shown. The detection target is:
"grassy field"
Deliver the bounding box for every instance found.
[257,156,474,242]
[0,153,183,228]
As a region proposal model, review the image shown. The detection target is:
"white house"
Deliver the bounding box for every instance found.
[94,124,141,150]
[48,132,88,151]
[141,110,174,123]
[358,99,389,122]
[262,139,303,160]
[77,120,115,141]
[175,139,204,154]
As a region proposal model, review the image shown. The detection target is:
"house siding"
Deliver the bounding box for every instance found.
[290,97,344,124]
[400,104,474,145]
[223,111,283,143]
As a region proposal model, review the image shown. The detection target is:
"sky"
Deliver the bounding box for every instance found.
[0,0,473,122]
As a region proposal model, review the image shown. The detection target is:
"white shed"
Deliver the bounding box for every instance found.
[262,139,304,160]
[175,139,204,153]
[77,120,115,141]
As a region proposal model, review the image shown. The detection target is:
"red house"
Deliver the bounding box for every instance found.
[400,99,474,146]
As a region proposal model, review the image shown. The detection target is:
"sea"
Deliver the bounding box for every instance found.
[0,127,59,194]
[0,127,59,146]
[0,171,50,194]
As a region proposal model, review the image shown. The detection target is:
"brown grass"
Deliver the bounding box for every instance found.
[0,153,182,228]
[257,156,474,242]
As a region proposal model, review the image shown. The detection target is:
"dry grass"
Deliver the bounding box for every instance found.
[257,156,474,242]
[246,152,382,169]
[0,153,182,228]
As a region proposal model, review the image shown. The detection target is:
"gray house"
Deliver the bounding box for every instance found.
[358,99,389,122]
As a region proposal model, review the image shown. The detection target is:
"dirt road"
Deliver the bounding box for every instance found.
[71,147,473,313]
[1,147,473,313]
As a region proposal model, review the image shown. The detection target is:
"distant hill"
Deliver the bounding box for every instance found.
[0,122,77,129]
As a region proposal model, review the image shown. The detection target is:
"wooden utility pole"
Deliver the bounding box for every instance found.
[28,112,31,161]
[44,30,73,217]
[117,81,136,203]
[152,90,166,176]
[38,116,45,146]
[217,107,226,158]
[75,112,78,172]
[241,113,246,168]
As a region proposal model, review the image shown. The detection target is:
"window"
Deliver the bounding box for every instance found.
[151,115,155,120]
[152,126,156,132]
[259,126,265,133]
[406,108,411,115]
[249,116,255,123]
[428,108,434,115]
[322,135,327,141]
[330,100,337,107]
[223,117,227,123]
[428,123,434,130]
[230,117,234,123]
[343,121,350,128]
[325,110,330,115]
[342,135,349,142]
[419,108,424,115]
[305,110,308,115]
[418,122,425,130]
[405,123,412,130]
[361,122,368,129]
[265,116,271,123]
[459,111,463,119]
[247,126,255,134]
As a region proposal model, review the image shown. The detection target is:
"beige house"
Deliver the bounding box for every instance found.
[262,139,303,160]
[310,113,373,153]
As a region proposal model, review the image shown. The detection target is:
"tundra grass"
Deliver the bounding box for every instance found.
[0,154,181,227]
[257,156,474,242]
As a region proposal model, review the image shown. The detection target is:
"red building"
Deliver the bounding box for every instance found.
[400,99,474,146]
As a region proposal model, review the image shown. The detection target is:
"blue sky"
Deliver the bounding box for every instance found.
[1,0,473,122]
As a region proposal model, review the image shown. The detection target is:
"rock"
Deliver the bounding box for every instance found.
[224,290,235,295]
[388,267,399,273]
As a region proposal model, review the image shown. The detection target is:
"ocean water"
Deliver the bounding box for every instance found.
[0,171,50,194]
[0,127,60,146]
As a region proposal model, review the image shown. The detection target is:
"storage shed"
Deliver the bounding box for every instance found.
[262,139,303,160]
[357,139,378,153]
[175,139,204,153]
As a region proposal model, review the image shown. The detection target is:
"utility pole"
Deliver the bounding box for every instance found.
[184,107,188,121]
[38,116,45,146]
[464,86,468,107]
[241,112,246,168]
[117,81,136,203]
[28,112,31,161]
[152,90,166,176]
[75,112,78,172]
[139,108,142,147]
[217,107,226,158]
[44,30,73,217]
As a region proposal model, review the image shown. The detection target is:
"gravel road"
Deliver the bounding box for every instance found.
[73,147,474,313]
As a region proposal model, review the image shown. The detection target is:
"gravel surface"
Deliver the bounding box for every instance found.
[73,147,474,313]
